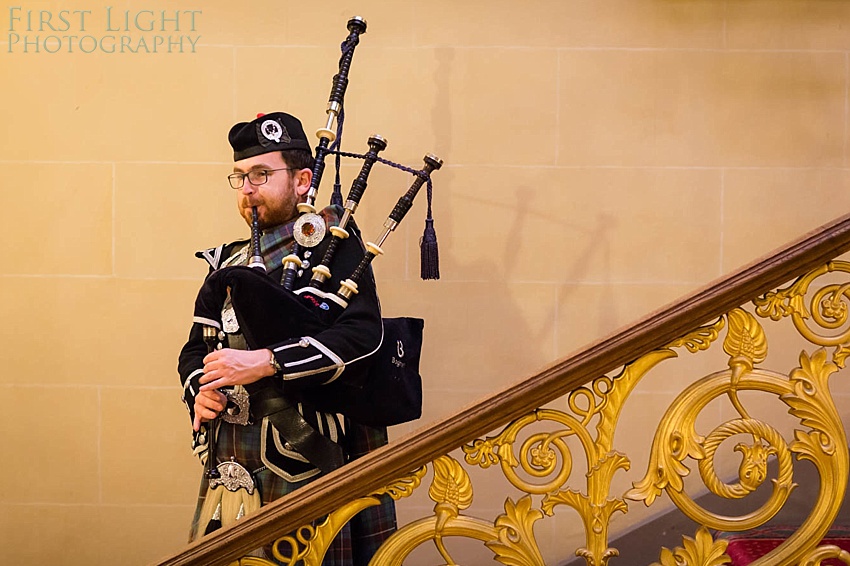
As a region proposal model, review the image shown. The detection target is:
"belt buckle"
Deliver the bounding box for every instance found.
[221,387,251,425]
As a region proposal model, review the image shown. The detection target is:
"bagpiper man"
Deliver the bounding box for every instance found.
[178,111,396,564]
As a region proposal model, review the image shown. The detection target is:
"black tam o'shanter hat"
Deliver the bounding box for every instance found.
[228,112,312,161]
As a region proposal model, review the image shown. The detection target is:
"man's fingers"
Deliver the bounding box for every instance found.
[199,379,226,392]
[198,368,219,384]
[193,390,228,430]
[197,390,226,408]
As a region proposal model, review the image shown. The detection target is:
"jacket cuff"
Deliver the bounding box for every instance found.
[181,368,204,420]
[271,336,344,385]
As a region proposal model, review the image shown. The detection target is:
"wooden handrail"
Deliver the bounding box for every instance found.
[155,212,850,566]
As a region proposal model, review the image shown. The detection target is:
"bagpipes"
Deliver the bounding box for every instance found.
[193,16,442,435]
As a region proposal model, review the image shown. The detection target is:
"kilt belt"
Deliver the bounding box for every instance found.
[249,382,345,474]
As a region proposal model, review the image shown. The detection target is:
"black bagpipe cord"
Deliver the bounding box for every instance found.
[327,117,441,280]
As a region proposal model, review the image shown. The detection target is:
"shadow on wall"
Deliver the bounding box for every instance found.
[418,45,621,397]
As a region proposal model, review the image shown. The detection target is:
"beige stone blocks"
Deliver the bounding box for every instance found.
[0,47,234,162]
[413,0,725,48]
[0,277,200,386]
[0,386,99,504]
[0,503,194,565]
[722,169,850,272]
[434,166,722,283]
[100,388,199,505]
[559,50,846,167]
[114,163,245,279]
[380,279,557,410]
[0,163,112,275]
[726,1,850,50]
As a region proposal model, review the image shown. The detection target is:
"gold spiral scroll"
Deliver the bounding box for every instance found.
[628,334,848,565]
[755,260,850,365]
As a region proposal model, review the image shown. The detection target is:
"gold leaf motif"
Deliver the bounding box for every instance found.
[650,527,730,566]
[792,429,833,462]
[590,451,631,478]
[668,317,725,353]
[782,349,839,457]
[464,437,501,468]
[654,546,678,566]
[723,308,767,364]
[753,289,793,321]
[429,456,474,511]
[626,469,668,507]
[375,467,427,500]
[790,293,812,320]
[834,343,850,369]
[498,441,520,468]
[464,436,520,469]
[627,431,693,506]
[485,496,545,566]
[541,488,587,517]
[754,280,810,321]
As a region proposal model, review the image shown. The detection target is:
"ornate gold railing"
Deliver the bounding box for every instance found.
[157,213,850,566]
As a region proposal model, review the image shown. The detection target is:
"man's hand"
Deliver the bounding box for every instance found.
[193,389,227,431]
[199,348,274,392]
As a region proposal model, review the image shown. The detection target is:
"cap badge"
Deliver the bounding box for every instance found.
[259,119,292,144]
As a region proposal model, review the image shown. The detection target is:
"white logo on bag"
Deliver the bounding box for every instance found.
[392,340,406,368]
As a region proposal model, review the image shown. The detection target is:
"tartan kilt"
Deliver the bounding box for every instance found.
[189,418,397,566]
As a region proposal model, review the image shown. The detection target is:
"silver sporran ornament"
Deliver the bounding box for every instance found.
[209,458,256,494]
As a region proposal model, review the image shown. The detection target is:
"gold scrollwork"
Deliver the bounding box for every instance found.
[463,411,589,495]
[236,263,850,566]
[260,469,428,566]
[799,544,850,566]
[629,345,848,564]
[372,456,547,565]
[697,418,792,499]
[754,261,850,364]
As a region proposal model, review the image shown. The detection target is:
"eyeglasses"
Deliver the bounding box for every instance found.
[228,168,294,189]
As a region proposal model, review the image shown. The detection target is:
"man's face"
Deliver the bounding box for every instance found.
[233,152,311,230]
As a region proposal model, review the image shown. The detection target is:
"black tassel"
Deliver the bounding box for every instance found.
[419,177,439,279]
[420,218,439,280]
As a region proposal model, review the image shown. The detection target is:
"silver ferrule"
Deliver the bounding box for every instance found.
[375,226,393,248]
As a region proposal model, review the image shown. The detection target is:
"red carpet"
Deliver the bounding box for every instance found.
[717,526,850,565]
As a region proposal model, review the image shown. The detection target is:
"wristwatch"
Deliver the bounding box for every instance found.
[269,350,282,375]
